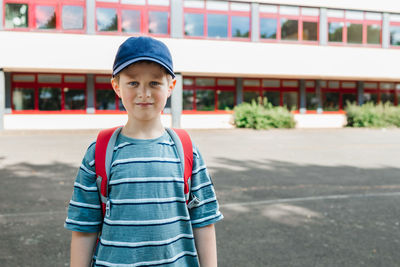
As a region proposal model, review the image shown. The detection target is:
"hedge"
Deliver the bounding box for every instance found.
[345,102,400,128]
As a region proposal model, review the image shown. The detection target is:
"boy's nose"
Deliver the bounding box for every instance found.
[138,86,151,98]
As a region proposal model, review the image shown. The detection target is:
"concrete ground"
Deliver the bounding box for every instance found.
[0,128,399,267]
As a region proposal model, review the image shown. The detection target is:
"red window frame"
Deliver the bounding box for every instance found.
[11,73,87,114]
[183,1,251,41]
[95,0,170,37]
[259,6,319,44]
[182,76,236,113]
[321,80,358,111]
[3,0,86,34]
[94,74,124,113]
[389,18,400,49]
[327,10,382,47]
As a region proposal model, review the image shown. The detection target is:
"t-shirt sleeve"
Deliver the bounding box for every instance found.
[189,145,223,228]
[64,142,103,233]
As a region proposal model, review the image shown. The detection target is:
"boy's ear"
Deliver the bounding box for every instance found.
[168,79,176,97]
[111,77,121,98]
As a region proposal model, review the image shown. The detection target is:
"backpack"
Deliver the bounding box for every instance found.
[94,126,194,218]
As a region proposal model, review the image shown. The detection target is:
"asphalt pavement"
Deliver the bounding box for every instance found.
[0,128,399,267]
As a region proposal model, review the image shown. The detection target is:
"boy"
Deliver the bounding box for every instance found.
[64,36,223,267]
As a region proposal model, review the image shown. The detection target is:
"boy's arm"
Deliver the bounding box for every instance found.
[193,224,218,267]
[70,231,98,267]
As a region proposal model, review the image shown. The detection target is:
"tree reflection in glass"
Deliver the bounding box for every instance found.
[96,90,116,110]
[367,25,380,44]
[36,6,56,29]
[281,19,298,40]
[347,23,362,44]
[303,21,318,41]
[148,11,168,34]
[217,91,234,110]
[184,13,204,36]
[390,26,400,46]
[231,16,249,38]
[260,18,277,39]
[207,14,228,38]
[183,90,194,110]
[97,8,118,31]
[5,3,28,28]
[39,88,61,110]
[64,89,86,110]
[196,90,215,111]
[329,22,343,42]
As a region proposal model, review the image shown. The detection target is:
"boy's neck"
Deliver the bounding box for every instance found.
[122,118,165,139]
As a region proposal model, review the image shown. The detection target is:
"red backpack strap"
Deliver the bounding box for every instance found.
[95,126,122,217]
[167,128,193,203]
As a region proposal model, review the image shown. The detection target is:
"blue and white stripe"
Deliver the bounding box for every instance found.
[74,182,97,192]
[104,216,190,226]
[65,218,102,226]
[70,200,101,209]
[112,157,180,167]
[100,233,193,248]
[110,197,186,205]
[109,177,183,186]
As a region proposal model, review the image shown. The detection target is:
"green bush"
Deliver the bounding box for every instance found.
[233,99,295,129]
[345,102,400,128]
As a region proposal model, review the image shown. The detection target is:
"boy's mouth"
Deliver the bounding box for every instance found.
[136,102,154,107]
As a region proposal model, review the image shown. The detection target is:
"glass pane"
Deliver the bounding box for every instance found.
[281,19,298,40]
[303,21,318,41]
[13,74,35,82]
[282,80,298,87]
[365,12,382,21]
[283,92,298,110]
[196,78,215,86]
[263,91,280,106]
[230,3,250,12]
[263,80,280,87]
[122,9,141,33]
[64,75,85,83]
[363,93,378,104]
[62,5,84,30]
[96,76,111,83]
[381,92,395,104]
[183,90,194,110]
[217,79,235,86]
[148,0,169,6]
[342,82,356,88]
[39,87,61,110]
[323,92,339,111]
[364,82,378,89]
[207,14,228,38]
[5,3,28,28]
[329,22,343,42]
[380,83,394,90]
[306,92,318,110]
[327,9,344,18]
[367,24,381,44]
[243,91,259,103]
[38,74,62,83]
[184,13,204,36]
[347,23,362,44]
[121,0,145,4]
[13,88,34,110]
[183,78,194,86]
[97,8,118,31]
[280,6,299,16]
[342,93,357,108]
[328,81,340,88]
[196,90,215,111]
[231,16,249,38]
[243,80,260,87]
[260,5,278,14]
[36,6,56,29]
[390,26,400,46]
[260,18,277,39]
[305,81,315,88]
[119,98,126,111]
[346,11,363,20]
[148,11,168,34]
[64,89,86,110]
[206,1,228,11]
[96,90,116,110]
[184,0,204,9]
[302,7,319,16]
[217,91,234,110]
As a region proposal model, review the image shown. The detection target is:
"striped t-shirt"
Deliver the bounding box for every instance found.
[64,131,223,266]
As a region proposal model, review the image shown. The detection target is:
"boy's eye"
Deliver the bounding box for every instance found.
[128,81,139,86]
[150,81,160,86]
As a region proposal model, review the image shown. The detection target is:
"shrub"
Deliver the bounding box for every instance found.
[233,99,295,129]
[345,102,400,128]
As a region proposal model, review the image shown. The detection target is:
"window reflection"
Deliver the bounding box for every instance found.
[97,8,118,31]
[380,92,395,104]
[367,25,380,44]
[329,22,343,42]
[13,88,34,110]
[196,90,215,111]
[148,11,168,34]
[39,88,61,110]
[64,89,86,110]
[323,92,339,111]
[281,18,298,40]
[363,93,378,104]
[306,92,318,110]
[36,6,56,29]
[390,26,400,46]
[96,90,116,110]
[263,91,280,106]
[207,14,228,38]
[283,92,297,110]
[342,93,357,108]
[183,90,194,110]
[5,3,28,28]
[347,23,362,44]
[244,91,259,103]
[231,16,249,38]
[260,18,277,39]
[303,21,318,41]
[185,13,204,36]
[217,91,234,110]
[122,9,141,33]
[62,6,84,30]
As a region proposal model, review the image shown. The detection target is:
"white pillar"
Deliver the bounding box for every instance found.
[171,0,183,38]
[251,3,259,42]
[86,0,96,34]
[319,8,328,45]
[171,73,182,128]
[0,0,4,31]
[382,13,390,49]
[0,70,5,130]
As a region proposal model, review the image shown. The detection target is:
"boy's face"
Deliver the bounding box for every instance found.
[111,62,176,123]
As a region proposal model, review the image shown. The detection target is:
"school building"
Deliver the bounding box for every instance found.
[1,0,400,129]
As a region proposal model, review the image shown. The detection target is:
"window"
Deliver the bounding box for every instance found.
[321,81,357,110]
[4,1,85,32]
[11,73,87,112]
[95,75,121,111]
[260,5,318,43]
[183,0,250,40]
[328,9,382,46]
[95,0,170,35]
[390,14,400,47]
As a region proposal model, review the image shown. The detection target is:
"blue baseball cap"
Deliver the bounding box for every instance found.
[112,36,175,78]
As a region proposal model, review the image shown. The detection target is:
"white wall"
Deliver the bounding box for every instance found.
[1,31,400,82]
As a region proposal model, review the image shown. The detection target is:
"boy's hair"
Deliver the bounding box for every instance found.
[112,60,173,85]
[112,36,175,79]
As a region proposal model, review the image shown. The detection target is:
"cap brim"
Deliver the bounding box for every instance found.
[113,56,175,78]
